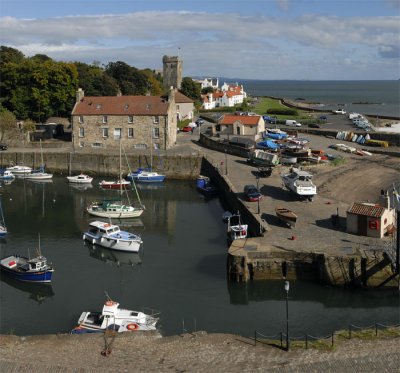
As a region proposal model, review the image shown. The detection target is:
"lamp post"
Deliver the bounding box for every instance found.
[225,149,228,175]
[284,280,290,351]
[256,176,260,215]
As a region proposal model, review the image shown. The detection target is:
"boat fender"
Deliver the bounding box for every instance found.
[92,239,96,245]
[126,323,139,331]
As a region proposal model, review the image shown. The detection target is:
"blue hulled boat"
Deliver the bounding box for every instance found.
[0,254,54,283]
[126,168,166,183]
[196,175,219,197]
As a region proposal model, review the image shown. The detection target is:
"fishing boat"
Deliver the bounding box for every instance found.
[281,167,317,201]
[71,298,159,334]
[67,174,93,184]
[83,220,143,252]
[0,254,54,283]
[196,175,218,197]
[275,207,298,228]
[0,169,15,180]
[99,179,130,189]
[126,168,166,183]
[227,212,248,241]
[87,199,144,218]
[0,199,7,239]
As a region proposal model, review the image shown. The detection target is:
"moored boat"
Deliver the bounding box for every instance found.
[227,212,248,241]
[126,168,166,183]
[196,175,218,197]
[275,207,298,228]
[99,179,131,190]
[6,165,32,176]
[87,200,144,218]
[0,254,54,283]
[83,220,143,252]
[67,174,93,184]
[0,169,15,180]
[71,298,159,334]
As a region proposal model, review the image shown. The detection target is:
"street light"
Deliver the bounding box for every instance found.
[225,149,228,175]
[256,176,260,214]
[284,280,290,351]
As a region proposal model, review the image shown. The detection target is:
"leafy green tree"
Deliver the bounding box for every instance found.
[179,77,201,102]
[0,109,17,141]
[30,54,52,62]
[201,86,214,94]
[0,46,24,66]
[105,61,149,95]
[75,62,119,96]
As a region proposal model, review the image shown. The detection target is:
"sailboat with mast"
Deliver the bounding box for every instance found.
[0,198,7,239]
[24,140,53,180]
[87,142,144,218]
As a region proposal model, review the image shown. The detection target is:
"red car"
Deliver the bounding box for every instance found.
[244,184,262,202]
[181,126,194,132]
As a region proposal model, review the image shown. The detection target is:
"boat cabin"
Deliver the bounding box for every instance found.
[89,221,119,235]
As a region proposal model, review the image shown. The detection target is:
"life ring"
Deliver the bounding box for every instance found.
[126,323,139,331]
[104,223,111,227]
[105,300,114,307]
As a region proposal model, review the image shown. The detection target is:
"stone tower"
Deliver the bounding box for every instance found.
[162,55,182,91]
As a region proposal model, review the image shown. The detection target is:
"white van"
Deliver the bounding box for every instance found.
[285,120,302,127]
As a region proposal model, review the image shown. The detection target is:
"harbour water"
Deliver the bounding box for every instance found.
[239,80,400,118]
[0,176,398,337]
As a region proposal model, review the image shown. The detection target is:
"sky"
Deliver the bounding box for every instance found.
[1,0,399,80]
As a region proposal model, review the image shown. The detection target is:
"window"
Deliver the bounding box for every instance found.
[128,128,134,138]
[79,141,84,148]
[114,128,122,140]
[79,127,84,137]
[102,128,108,138]
[128,115,134,123]
[152,127,160,139]
[153,116,159,124]
[153,143,160,150]
[92,142,104,148]
[134,144,147,149]
[177,105,180,110]
[102,115,108,124]
[78,115,84,124]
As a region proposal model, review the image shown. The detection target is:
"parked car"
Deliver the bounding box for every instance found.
[244,184,262,202]
[181,126,193,132]
[333,109,346,115]
[308,123,321,129]
[0,144,7,151]
[285,120,302,127]
[195,118,204,126]
[319,115,327,121]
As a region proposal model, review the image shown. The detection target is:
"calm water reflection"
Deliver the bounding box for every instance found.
[0,176,398,336]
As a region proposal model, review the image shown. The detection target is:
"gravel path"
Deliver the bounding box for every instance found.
[1,332,399,372]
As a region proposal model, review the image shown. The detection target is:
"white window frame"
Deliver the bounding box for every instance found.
[128,115,134,124]
[79,127,84,137]
[102,128,108,138]
[152,127,160,139]
[102,115,108,124]
[128,128,134,138]
[114,128,122,140]
[153,116,159,124]
[78,115,84,124]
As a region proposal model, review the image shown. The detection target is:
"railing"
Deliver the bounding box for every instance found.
[254,322,400,350]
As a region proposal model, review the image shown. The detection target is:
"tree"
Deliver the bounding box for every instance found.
[105,61,149,95]
[75,62,119,96]
[0,46,24,66]
[0,109,17,141]
[180,77,201,102]
[201,86,214,94]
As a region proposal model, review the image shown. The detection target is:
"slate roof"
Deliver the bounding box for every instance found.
[219,115,261,125]
[347,203,385,218]
[175,91,194,103]
[72,96,169,116]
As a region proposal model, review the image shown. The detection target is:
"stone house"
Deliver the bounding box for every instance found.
[346,192,395,238]
[175,91,194,122]
[218,114,265,139]
[71,88,177,150]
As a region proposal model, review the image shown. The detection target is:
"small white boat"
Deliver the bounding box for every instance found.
[87,200,144,218]
[71,298,159,334]
[83,221,143,252]
[281,167,317,201]
[24,168,53,180]
[0,170,15,180]
[67,174,93,184]
[6,165,32,175]
[227,212,248,241]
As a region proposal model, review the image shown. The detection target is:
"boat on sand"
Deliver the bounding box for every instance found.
[275,207,298,228]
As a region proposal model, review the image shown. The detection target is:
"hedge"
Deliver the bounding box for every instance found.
[267,108,298,116]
